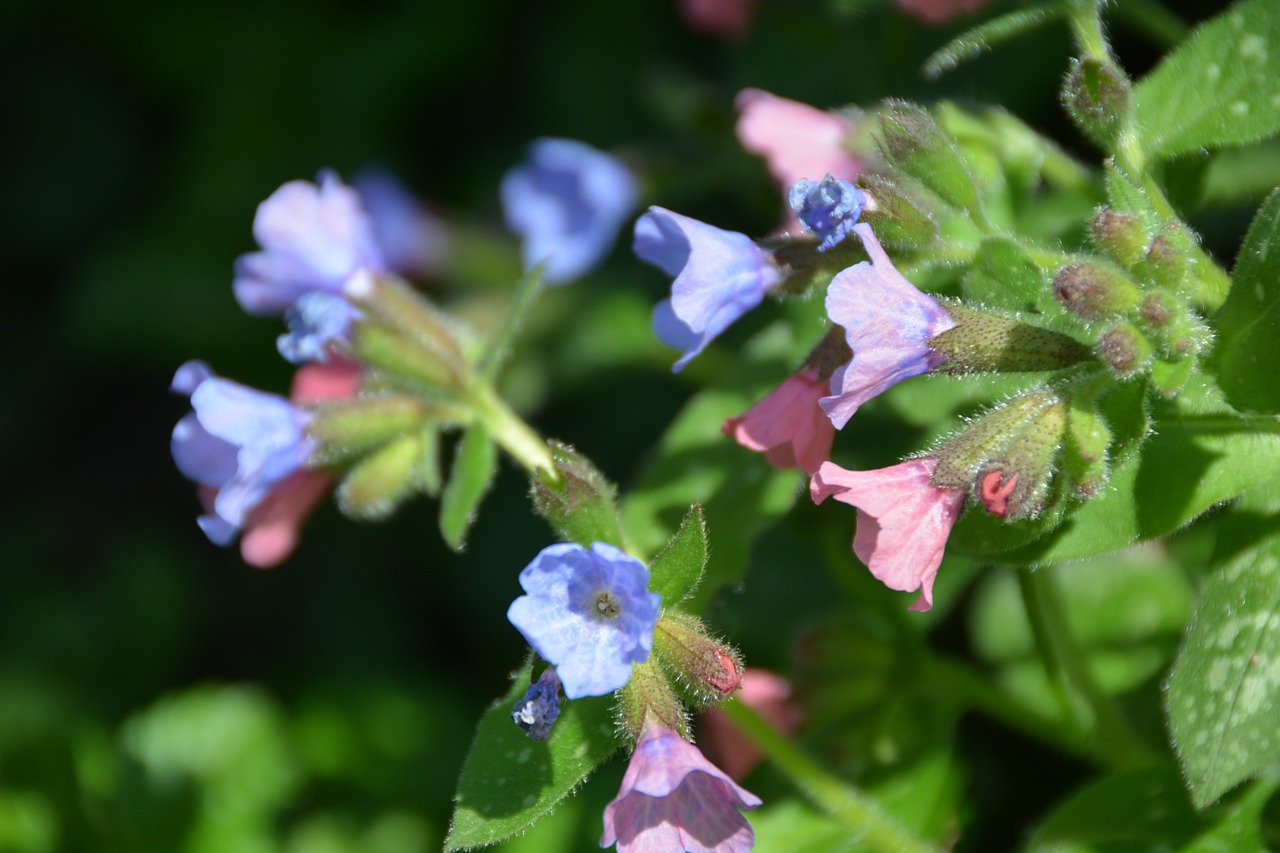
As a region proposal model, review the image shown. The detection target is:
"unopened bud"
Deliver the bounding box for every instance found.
[1062,393,1112,498]
[855,175,938,250]
[977,399,1067,519]
[530,441,626,548]
[511,667,562,741]
[929,302,1092,373]
[1134,223,1194,293]
[1139,292,1174,329]
[878,101,981,213]
[308,395,443,465]
[1053,262,1142,321]
[619,660,687,740]
[1096,322,1155,377]
[335,430,426,519]
[1091,208,1148,268]
[1062,58,1132,147]
[930,390,1059,491]
[653,612,744,707]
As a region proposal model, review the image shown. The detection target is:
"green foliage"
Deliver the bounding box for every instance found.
[1210,189,1280,413]
[922,6,1064,80]
[337,431,430,520]
[1135,0,1280,160]
[646,504,708,606]
[529,441,628,549]
[439,425,498,551]
[445,663,621,851]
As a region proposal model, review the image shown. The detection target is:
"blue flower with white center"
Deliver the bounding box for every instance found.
[501,138,637,285]
[511,668,563,741]
[507,542,662,699]
[788,174,865,252]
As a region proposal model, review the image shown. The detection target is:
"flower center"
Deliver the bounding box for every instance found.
[595,590,621,618]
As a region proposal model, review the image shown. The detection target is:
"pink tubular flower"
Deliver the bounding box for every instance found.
[896,0,992,25]
[722,367,834,474]
[698,669,800,781]
[602,720,762,853]
[811,458,965,612]
[820,223,956,430]
[239,358,362,568]
[735,89,861,232]
[678,0,757,39]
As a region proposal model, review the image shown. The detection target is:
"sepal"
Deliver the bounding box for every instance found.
[929,302,1092,373]
[618,661,688,742]
[652,611,744,708]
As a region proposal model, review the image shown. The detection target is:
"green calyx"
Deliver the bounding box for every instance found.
[929,302,1092,373]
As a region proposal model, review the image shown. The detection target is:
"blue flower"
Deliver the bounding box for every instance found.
[276,291,362,365]
[170,361,316,546]
[788,174,864,251]
[501,139,637,285]
[353,170,451,280]
[511,668,563,741]
[234,171,386,317]
[635,207,783,372]
[507,542,661,699]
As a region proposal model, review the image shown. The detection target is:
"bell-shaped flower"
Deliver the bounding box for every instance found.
[170,361,319,554]
[723,367,834,474]
[353,169,450,280]
[821,223,955,429]
[502,138,637,285]
[636,207,782,372]
[234,171,387,316]
[507,542,661,699]
[811,458,965,612]
[601,719,762,853]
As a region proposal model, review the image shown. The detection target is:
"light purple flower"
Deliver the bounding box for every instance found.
[635,207,783,373]
[821,223,956,429]
[354,170,450,280]
[502,139,637,285]
[276,291,362,365]
[233,171,386,317]
[511,667,563,741]
[601,721,762,853]
[507,542,661,699]
[788,175,865,252]
[170,361,316,547]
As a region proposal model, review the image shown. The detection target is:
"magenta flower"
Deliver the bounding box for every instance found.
[722,367,834,474]
[896,0,992,25]
[811,458,965,612]
[820,223,956,429]
[601,720,761,853]
[678,0,757,39]
[636,207,783,372]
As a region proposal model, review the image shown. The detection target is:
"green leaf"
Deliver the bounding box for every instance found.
[960,238,1050,314]
[1167,492,1280,807]
[1134,0,1280,160]
[922,6,1063,80]
[481,264,545,383]
[1210,189,1280,413]
[445,662,622,851]
[951,376,1280,563]
[439,424,497,552]
[529,441,628,550]
[647,504,708,606]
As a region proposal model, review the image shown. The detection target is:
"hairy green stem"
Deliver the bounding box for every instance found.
[719,699,941,853]
[468,382,558,482]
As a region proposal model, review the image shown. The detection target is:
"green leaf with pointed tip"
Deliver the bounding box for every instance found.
[1105,162,1162,228]
[439,424,497,551]
[445,662,622,851]
[922,6,1063,80]
[1135,0,1280,160]
[1168,487,1280,808]
[482,264,545,383]
[647,504,708,606]
[1211,189,1280,414]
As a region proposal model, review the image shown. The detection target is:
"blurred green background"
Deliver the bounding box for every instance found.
[0,0,1242,850]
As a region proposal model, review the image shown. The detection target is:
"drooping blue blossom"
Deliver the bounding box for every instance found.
[788,174,865,252]
[507,542,661,699]
[511,667,563,741]
[501,138,637,285]
[277,291,363,365]
[353,170,451,280]
[170,361,316,546]
[635,207,783,372]
[233,171,387,316]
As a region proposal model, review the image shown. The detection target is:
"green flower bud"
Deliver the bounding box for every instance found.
[1053,261,1143,321]
[1091,208,1148,269]
[619,660,688,741]
[1061,57,1132,147]
[929,302,1092,373]
[930,390,1060,492]
[1063,394,1112,499]
[335,430,428,520]
[878,101,981,213]
[1095,322,1155,377]
[855,174,939,250]
[976,399,1066,519]
[348,275,468,390]
[1133,223,1195,293]
[530,441,627,548]
[652,612,743,708]
[308,395,452,465]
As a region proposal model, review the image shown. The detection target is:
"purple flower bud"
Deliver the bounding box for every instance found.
[501,139,637,285]
[507,542,661,699]
[170,361,316,546]
[635,207,783,372]
[511,668,563,741]
[787,174,865,251]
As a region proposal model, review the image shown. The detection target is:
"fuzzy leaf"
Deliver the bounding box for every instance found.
[445,662,622,850]
[647,504,708,606]
[1211,189,1280,414]
[922,6,1063,80]
[1134,0,1280,160]
[439,424,497,551]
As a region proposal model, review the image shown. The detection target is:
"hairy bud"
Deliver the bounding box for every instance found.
[1095,322,1155,377]
[1053,261,1142,321]
[619,661,688,741]
[929,302,1092,373]
[653,612,744,707]
[877,101,981,213]
[1062,58,1132,147]
[1091,208,1148,269]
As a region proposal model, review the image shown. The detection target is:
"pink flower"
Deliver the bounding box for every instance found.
[896,0,992,25]
[735,89,862,232]
[678,0,757,39]
[820,223,955,430]
[722,367,834,473]
[601,721,762,853]
[239,358,362,568]
[698,669,800,781]
[811,458,964,612]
